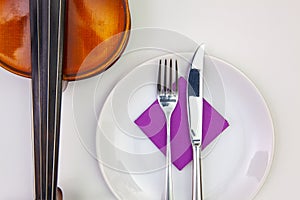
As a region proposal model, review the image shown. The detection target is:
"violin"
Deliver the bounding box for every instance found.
[0,0,131,199]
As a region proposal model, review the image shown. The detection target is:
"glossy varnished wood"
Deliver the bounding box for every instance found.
[0,0,131,80]
[0,1,131,199]
[0,0,31,77]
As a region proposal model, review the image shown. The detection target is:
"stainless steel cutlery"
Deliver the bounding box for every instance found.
[157,45,204,199]
[187,44,205,200]
[157,59,179,200]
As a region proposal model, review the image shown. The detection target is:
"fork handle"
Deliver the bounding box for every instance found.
[192,144,203,200]
[165,116,174,200]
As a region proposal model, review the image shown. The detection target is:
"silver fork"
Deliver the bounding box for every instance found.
[157,59,179,200]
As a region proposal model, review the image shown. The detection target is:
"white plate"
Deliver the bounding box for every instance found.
[95,53,274,200]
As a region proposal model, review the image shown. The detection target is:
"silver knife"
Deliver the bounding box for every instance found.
[187,44,205,200]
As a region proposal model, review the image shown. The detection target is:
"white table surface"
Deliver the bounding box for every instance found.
[1,0,300,199]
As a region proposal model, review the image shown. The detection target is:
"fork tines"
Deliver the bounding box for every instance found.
[157,59,178,95]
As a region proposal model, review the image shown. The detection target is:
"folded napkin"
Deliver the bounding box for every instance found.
[135,77,229,170]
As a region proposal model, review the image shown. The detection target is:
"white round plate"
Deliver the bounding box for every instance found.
[95,54,274,200]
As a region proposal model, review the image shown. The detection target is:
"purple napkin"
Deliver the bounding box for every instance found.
[135,77,229,170]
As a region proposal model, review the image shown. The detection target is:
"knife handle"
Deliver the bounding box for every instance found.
[192,144,203,200]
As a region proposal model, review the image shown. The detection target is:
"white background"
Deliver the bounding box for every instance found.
[0,0,300,199]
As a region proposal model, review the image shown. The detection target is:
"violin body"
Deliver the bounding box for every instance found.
[0,0,131,199]
[0,0,131,80]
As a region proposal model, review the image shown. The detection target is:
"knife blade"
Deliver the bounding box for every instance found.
[187,44,205,200]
